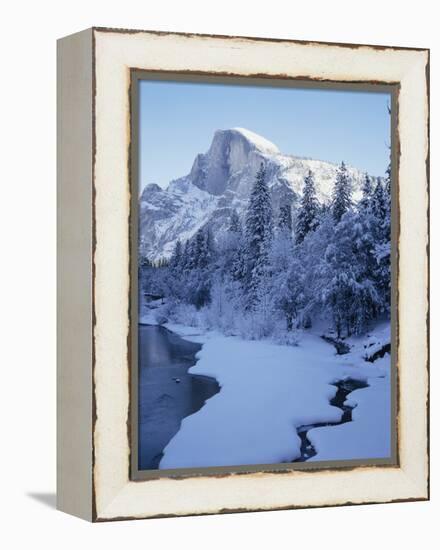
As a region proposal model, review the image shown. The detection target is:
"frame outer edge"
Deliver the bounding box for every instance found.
[89,29,429,521]
[57,27,94,522]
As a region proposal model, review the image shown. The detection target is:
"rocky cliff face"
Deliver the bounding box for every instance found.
[188,128,280,196]
[139,128,369,261]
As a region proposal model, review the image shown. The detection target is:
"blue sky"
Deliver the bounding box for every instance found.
[139,79,391,190]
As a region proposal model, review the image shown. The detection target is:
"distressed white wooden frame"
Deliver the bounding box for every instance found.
[57,27,429,522]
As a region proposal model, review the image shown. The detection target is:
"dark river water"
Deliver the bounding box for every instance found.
[138,324,220,470]
[293,378,369,462]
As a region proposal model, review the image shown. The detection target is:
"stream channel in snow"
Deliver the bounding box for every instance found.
[138,324,370,469]
[293,378,369,461]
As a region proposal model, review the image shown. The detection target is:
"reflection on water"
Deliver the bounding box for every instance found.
[138,324,220,470]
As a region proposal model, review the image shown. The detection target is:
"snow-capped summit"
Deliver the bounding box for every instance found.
[139,128,373,261]
[230,127,280,154]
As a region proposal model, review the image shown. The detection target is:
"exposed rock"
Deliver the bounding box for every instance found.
[139,127,372,262]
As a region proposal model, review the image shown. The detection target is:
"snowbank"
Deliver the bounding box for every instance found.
[308,374,391,461]
[159,329,391,469]
[362,324,391,362]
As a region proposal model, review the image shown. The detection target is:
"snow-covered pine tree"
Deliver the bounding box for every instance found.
[169,240,182,272]
[182,226,215,308]
[370,174,391,313]
[178,240,188,273]
[322,214,357,337]
[184,238,197,272]
[200,226,214,269]
[322,211,381,337]
[358,172,373,212]
[270,202,293,276]
[332,161,352,222]
[244,163,274,305]
[278,203,293,234]
[384,163,391,199]
[355,172,379,317]
[297,210,334,321]
[371,178,388,241]
[383,163,392,236]
[272,258,305,331]
[226,210,246,282]
[295,170,319,244]
[229,210,242,233]
[351,212,382,328]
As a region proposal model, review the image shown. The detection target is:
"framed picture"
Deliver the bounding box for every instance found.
[57,27,429,521]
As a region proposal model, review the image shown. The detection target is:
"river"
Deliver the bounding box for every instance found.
[138,324,220,470]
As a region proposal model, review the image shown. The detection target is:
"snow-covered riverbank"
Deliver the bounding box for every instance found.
[140,302,391,469]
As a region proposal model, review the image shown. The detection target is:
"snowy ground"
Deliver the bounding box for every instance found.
[140,301,391,469]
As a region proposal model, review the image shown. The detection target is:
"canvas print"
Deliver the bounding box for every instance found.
[136,79,393,471]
